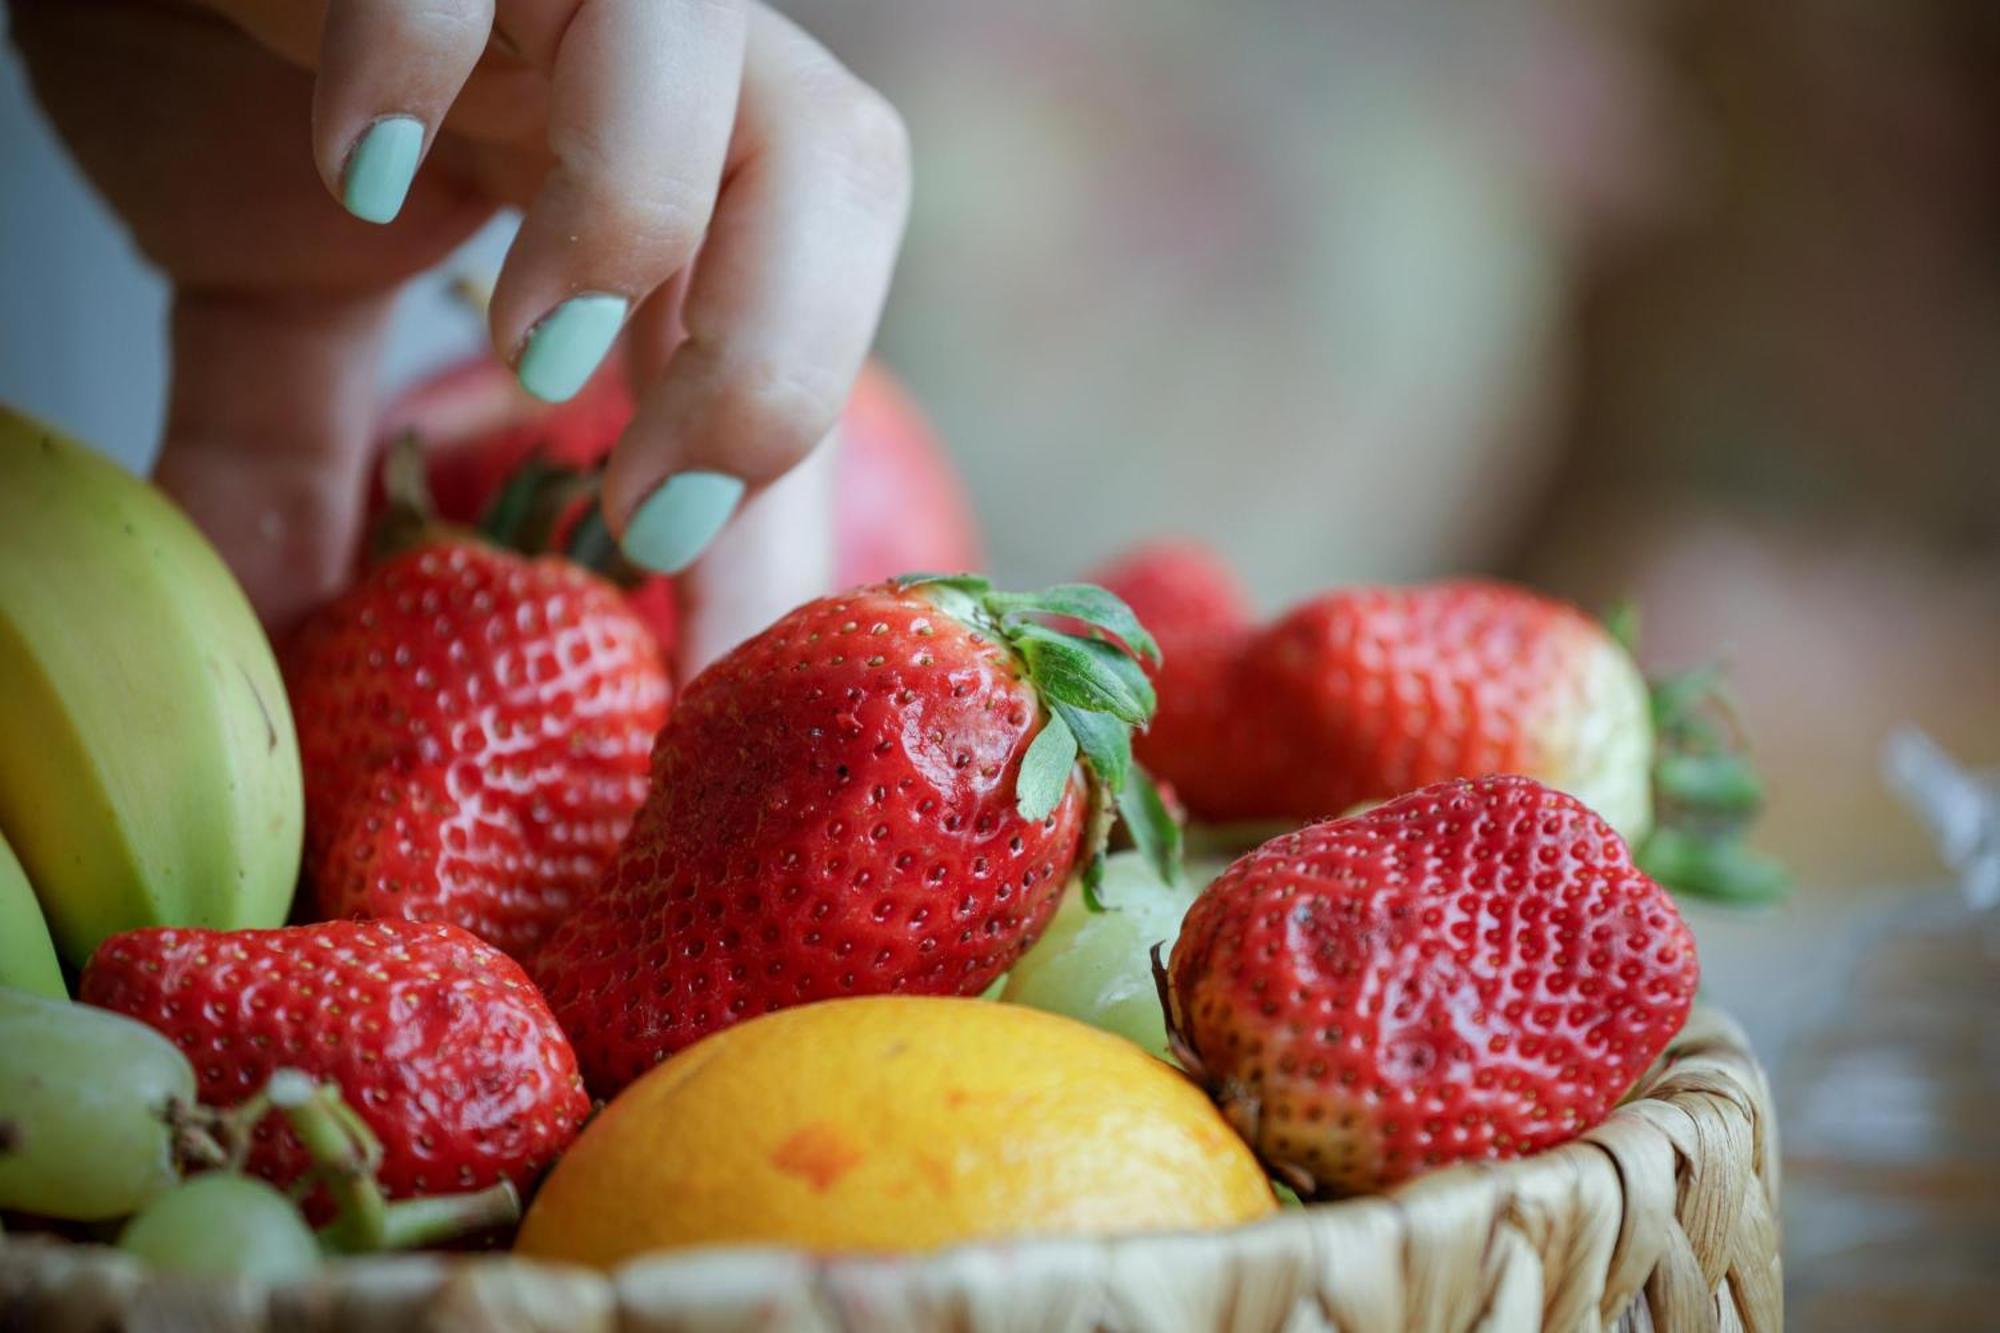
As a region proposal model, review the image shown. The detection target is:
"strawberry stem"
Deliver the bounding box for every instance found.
[471,454,650,587]
[368,432,485,564]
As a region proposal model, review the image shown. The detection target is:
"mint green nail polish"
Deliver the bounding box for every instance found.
[516,294,628,403]
[622,472,746,574]
[341,117,423,225]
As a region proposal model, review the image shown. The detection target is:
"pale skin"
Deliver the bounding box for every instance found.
[8,0,910,661]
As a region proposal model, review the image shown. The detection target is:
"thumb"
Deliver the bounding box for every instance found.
[154,288,397,638]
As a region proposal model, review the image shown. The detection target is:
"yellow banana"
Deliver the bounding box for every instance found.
[0,827,65,997]
[0,406,302,967]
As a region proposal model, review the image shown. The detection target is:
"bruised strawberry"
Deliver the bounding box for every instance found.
[284,541,669,959]
[533,576,1176,1095]
[1162,775,1698,1197]
[81,919,590,1200]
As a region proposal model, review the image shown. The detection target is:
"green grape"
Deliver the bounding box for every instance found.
[119,1173,321,1281]
[0,986,196,1220]
[1001,852,1203,1057]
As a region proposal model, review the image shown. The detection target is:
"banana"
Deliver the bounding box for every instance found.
[0,827,65,997]
[0,406,302,967]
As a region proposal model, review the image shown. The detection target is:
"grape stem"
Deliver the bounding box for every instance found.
[259,1068,520,1253]
[164,1098,228,1172]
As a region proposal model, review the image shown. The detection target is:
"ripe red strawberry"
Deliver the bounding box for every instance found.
[284,541,670,959]
[374,356,981,659]
[1239,582,1655,835]
[1131,580,1655,841]
[81,919,591,1200]
[533,575,1174,1094]
[1163,775,1699,1197]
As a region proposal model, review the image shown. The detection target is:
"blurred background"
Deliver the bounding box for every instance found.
[3,1,1995,1325]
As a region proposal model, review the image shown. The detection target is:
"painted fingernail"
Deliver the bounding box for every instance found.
[622,472,746,574]
[516,294,628,403]
[341,116,423,225]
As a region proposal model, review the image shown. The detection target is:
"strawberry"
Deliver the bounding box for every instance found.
[374,356,981,659]
[1122,579,1650,837]
[1162,775,1699,1197]
[533,575,1176,1095]
[1239,581,1656,835]
[1107,570,1783,902]
[284,540,670,959]
[81,919,590,1200]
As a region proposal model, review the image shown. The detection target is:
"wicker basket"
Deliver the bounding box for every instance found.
[0,1005,1779,1333]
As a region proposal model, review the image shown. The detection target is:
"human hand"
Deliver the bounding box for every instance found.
[9,0,910,641]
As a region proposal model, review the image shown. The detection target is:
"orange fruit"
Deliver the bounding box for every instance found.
[515,996,1275,1264]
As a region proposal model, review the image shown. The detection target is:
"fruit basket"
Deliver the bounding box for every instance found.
[0,1005,1778,1333]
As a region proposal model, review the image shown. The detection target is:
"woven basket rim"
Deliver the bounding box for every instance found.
[0,1003,1782,1332]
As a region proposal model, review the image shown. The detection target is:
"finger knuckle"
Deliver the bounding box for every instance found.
[808,78,912,204]
[380,0,492,51]
[705,359,848,474]
[570,172,711,267]
[622,188,712,265]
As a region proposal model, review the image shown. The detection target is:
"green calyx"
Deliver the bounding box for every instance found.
[1608,602,1789,906]
[478,454,647,586]
[378,431,644,586]
[898,573,1183,907]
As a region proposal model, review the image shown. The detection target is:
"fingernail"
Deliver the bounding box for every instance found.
[341,116,423,225]
[622,472,746,574]
[516,294,628,403]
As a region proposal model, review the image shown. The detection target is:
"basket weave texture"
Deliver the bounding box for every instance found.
[0,1005,1779,1333]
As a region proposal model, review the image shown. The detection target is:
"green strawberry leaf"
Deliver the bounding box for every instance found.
[1636,827,1789,905]
[1601,599,1640,656]
[1015,710,1079,823]
[990,584,1161,665]
[1653,751,1764,818]
[1079,848,1110,911]
[1117,765,1185,890]
[478,453,560,549]
[564,500,621,573]
[1650,663,1734,749]
[1055,702,1131,799]
[1072,634,1157,717]
[1637,634,1784,907]
[895,572,992,595]
[1011,625,1150,723]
